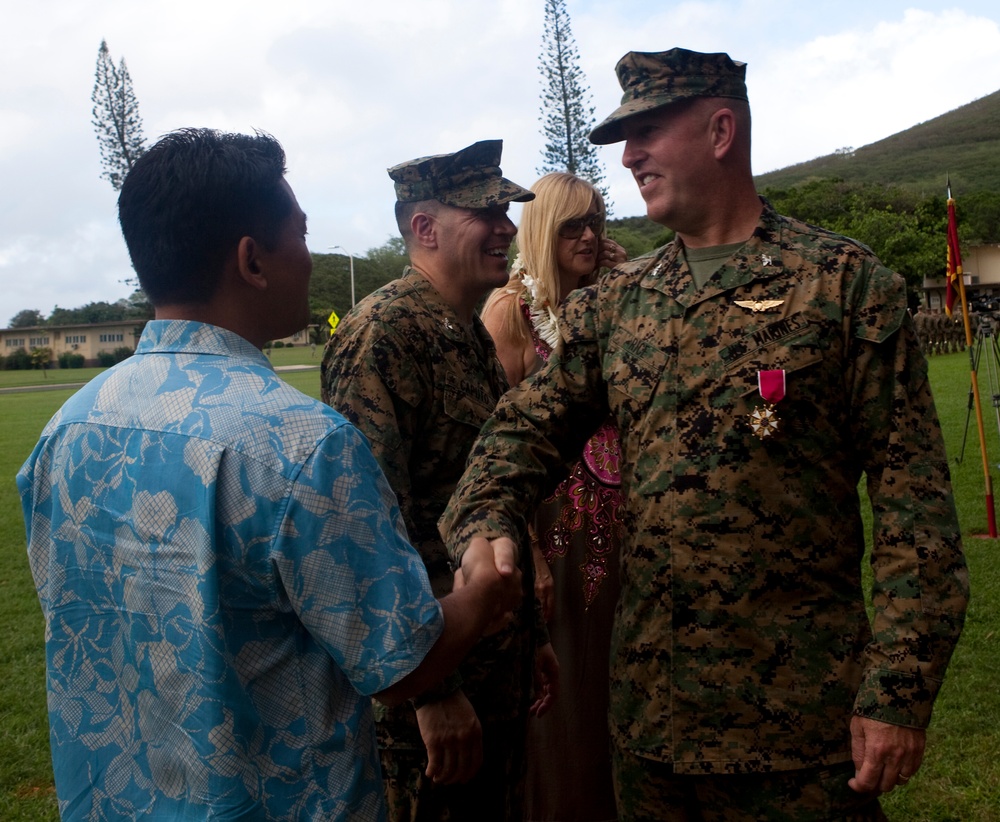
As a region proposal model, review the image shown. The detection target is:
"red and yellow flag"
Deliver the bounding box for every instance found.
[945,194,962,317]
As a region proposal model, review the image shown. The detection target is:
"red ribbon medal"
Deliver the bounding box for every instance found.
[749,369,785,439]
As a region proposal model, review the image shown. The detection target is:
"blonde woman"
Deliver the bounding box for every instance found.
[482,172,627,822]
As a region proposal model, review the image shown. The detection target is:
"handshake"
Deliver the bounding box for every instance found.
[452,536,523,632]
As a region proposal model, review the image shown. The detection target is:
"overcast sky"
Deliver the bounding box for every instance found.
[3,0,1000,327]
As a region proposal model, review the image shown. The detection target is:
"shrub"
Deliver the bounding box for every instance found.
[3,348,32,370]
[58,352,85,369]
[97,347,134,367]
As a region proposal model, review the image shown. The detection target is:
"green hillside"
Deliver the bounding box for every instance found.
[755,88,1000,195]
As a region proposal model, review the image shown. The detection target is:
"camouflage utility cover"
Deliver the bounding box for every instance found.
[388,139,534,209]
[441,202,969,773]
[590,47,748,145]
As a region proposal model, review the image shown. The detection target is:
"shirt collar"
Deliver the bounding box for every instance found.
[136,320,274,370]
[640,199,785,308]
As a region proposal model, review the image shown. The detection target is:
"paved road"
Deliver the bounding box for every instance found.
[0,365,319,395]
[0,382,87,395]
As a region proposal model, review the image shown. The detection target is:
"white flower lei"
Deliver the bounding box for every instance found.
[510,254,561,350]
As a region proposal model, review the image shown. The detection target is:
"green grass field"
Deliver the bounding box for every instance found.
[1,346,998,819]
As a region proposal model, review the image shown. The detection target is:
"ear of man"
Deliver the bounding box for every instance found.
[236,235,270,292]
[708,107,738,161]
[410,208,440,251]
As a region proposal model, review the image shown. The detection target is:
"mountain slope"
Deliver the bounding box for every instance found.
[754,88,1000,195]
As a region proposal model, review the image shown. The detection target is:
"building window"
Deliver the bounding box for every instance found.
[66,335,87,344]
[6,338,26,348]
[99,333,124,343]
[30,337,50,347]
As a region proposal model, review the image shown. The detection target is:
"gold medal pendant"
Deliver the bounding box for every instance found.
[750,370,786,440]
[749,403,779,439]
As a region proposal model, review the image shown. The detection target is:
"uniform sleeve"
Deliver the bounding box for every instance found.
[441,285,610,561]
[847,262,969,727]
[273,422,443,696]
[322,319,426,537]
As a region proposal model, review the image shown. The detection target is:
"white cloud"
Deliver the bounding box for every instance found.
[750,7,1000,173]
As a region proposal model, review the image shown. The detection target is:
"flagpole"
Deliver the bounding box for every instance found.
[948,181,998,537]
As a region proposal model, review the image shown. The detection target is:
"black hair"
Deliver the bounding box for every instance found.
[117,128,292,306]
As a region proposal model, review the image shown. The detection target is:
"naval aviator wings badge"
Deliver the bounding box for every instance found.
[734,298,784,313]
[749,370,786,439]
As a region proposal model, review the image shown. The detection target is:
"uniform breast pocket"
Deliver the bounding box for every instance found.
[604,326,669,423]
[725,324,845,444]
[442,373,495,430]
[728,338,824,402]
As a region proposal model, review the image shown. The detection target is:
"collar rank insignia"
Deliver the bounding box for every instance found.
[734,299,784,313]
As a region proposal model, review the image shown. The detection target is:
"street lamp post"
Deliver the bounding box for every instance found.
[330,245,356,307]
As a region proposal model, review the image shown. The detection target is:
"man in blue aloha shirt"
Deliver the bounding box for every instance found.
[17,128,520,821]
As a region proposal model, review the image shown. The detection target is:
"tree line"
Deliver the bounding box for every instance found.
[760,179,1000,306]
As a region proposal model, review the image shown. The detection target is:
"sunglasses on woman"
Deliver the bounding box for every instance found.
[558,212,605,239]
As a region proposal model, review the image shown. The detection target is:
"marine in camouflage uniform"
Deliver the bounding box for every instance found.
[441,49,969,821]
[321,141,552,822]
[911,308,929,355]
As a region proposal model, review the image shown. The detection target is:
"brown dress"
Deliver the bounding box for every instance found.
[521,299,624,822]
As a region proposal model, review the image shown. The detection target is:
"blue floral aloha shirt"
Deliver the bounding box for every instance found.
[17,320,443,821]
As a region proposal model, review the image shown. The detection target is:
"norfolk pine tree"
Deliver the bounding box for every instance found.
[91,40,146,191]
[537,0,609,208]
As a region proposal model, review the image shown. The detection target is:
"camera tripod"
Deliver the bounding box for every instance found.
[957,315,1000,464]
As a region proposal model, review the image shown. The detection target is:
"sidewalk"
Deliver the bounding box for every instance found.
[0,365,319,395]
